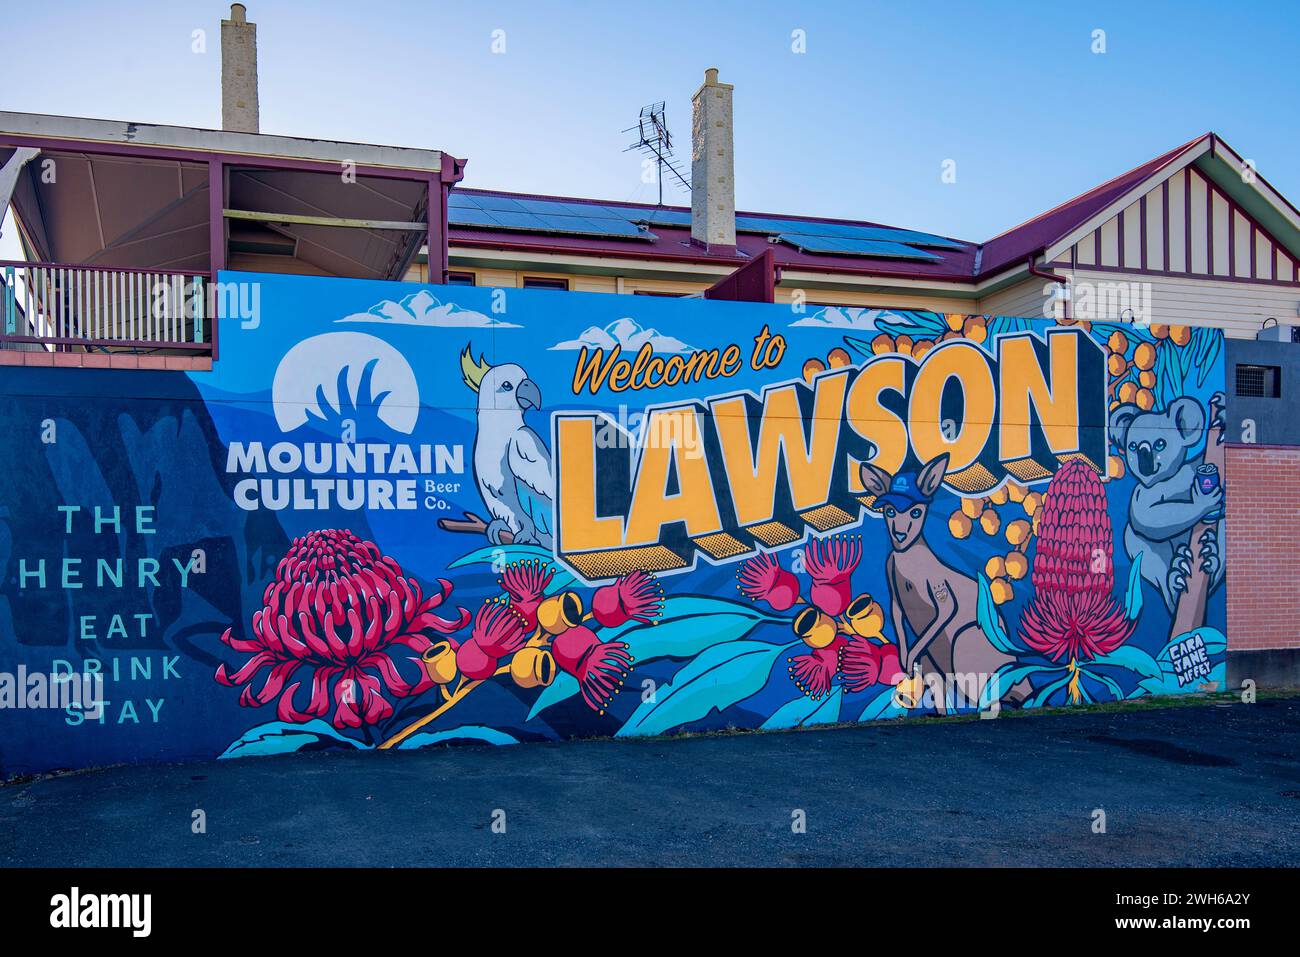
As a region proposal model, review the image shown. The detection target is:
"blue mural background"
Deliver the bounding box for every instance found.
[0,273,1227,775]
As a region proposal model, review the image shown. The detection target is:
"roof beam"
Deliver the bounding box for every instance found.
[222,209,425,231]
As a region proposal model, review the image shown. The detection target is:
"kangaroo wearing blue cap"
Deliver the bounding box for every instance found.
[859,453,1032,711]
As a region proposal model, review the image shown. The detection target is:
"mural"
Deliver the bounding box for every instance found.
[0,278,1227,775]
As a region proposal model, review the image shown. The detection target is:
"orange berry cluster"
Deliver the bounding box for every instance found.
[947,481,1040,605]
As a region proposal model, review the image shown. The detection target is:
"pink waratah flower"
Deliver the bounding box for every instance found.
[215,529,469,729]
[805,536,862,616]
[1019,460,1135,663]
[736,553,800,611]
[551,625,633,714]
[456,602,529,679]
[842,639,906,692]
[789,635,846,699]
[499,559,554,629]
[592,571,663,628]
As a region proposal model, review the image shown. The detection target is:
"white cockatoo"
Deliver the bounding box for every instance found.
[460,346,554,546]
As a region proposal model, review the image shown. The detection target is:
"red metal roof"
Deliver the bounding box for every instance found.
[448,134,1213,285]
[977,134,1209,277]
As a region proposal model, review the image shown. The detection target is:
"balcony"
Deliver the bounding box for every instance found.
[0,112,464,370]
[1,261,210,369]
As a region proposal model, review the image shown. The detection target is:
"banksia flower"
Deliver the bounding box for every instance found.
[1018,460,1134,663]
[736,553,800,611]
[789,636,846,699]
[805,536,862,616]
[592,570,663,628]
[551,625,633,714]
[499,559,554,629]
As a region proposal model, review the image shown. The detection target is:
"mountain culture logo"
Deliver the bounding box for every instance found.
[271,331,419,434]
[226,332,467,513]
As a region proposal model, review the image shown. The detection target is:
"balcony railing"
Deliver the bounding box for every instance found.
[1,261,210,353]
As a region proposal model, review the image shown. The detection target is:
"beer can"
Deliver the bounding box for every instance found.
[1196,463,1222,521]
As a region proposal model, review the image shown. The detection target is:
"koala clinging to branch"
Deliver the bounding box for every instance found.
[1109,395,1225,613]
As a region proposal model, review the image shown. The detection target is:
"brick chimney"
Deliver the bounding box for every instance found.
[221,4,259,133]
[690,67,736,252]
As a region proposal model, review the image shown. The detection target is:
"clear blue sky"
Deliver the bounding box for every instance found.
[2,0,1298,244]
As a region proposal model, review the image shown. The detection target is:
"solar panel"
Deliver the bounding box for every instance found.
[444,206,498,228]
[446,193,964,257]
[448,194,656,239]
[633,208,693,227]
[737,215,964,249]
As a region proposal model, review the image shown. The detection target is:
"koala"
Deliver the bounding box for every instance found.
[1109,394,1225,613]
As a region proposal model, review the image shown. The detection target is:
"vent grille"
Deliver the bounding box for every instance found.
[1236,364,1281,398]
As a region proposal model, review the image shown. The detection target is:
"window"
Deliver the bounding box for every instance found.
[522,276,569,291]
[446,271,476,286]
[634,290,686,297]
[1236,364,1281,398]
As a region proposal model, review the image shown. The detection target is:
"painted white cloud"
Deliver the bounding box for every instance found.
[272,331,419,434]
[550,317,696,354]
[338,289,521,329]
[790,306,906,330]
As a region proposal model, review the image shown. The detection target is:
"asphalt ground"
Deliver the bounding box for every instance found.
[2,694,1297,867]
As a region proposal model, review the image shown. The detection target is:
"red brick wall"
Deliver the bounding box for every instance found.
[1226,444,1300,651]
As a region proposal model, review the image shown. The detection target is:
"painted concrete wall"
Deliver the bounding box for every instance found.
[0,279,1228,775]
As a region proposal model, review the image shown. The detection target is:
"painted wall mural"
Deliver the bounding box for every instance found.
[0,277,1227,775]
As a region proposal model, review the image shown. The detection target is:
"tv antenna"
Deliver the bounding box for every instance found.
[623,102,691,206]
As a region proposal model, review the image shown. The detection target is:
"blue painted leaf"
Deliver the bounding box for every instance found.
[447,544,575,595]
[978,662,1057,711]
[843,335,874,359]
[527,596,786,720]
[615,639,792,738]
[219,719,366,759]
[1081,667,1125,701]
[396,725,518,749]
[1192,330,1221,387]
[977,573,1024,654]
[876,310,948,339]
[1123,553,1144,620]
[1156,340,1182,410]
[1029,672,1075,707]
[761,687,843,730]
[858,684,908,721]
[1136,627,1227,695]
[1158,627,1227,660]
[607,596,786,657]
[1090,644,1162,680]
[448,543,548,568]
[525,671,579,721]
[987,316,1034,340]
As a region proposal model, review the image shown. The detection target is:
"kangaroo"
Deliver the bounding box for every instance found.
[859,453,1031,712]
